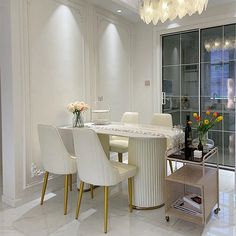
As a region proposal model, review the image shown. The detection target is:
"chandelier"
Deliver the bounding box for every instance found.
[204,38,236,52]
[139,0,209,25]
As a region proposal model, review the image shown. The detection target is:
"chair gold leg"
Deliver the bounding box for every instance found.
[128,178,133,213]
[69,174,72,191]
[104,186,109,233]
[90,184,94,199]
[40,171,49,205]
[169,160,174,173]
[64,175,69,215]
[118,153,123,163]
[75,181,84,219]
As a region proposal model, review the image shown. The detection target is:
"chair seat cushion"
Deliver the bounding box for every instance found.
[110,161,137,183]
[109,139,128,153]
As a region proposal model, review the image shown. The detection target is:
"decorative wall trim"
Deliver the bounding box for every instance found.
[31,162,44,177]
[23,0,88,189]
[94,7,134,113]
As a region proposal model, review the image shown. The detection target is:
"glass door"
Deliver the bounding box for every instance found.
[180,31,199,129]
[162,34,181,125]
[162,31,199,128]
[201,25,236,167]
[162,24,236,169]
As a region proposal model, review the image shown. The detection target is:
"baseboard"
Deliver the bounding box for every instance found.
[1,174,76,207]
[1,194,22,207]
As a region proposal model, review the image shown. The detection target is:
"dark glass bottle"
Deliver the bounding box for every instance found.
[198,139,203,151]
[185,115,192,159]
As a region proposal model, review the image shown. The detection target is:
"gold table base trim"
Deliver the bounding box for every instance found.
[132,203,164,210]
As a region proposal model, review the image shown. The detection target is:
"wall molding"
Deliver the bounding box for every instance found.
[94,6,134,113]
[24,0,88,189]
[2,0,136,206]
[1,0,133,206]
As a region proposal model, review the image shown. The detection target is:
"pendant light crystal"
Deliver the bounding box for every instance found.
[139,0,208,25]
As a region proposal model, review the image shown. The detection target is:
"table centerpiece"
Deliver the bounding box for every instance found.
[67,101,89,128]
[192,110,223,151]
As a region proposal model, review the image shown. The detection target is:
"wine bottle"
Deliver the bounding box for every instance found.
[185,115,192,159]
[198,139,203,151]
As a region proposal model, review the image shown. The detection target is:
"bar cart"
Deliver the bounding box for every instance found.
[165,147,220,225]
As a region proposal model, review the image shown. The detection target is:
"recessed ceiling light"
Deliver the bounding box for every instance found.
[117,10,122,13]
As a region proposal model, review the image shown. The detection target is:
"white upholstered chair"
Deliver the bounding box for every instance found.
[38,124,77,215]
[151,113,173,128]
[73,128,137,233]
[110,112,139,162]
[151,113,174,173]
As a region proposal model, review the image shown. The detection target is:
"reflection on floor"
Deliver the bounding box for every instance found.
[0,157,235,236]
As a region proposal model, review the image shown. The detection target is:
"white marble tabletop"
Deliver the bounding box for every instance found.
[59,122,184,149]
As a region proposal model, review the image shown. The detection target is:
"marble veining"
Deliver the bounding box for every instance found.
[0,156,235,236]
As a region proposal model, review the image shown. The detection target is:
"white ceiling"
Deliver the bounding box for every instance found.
[208,0,236,6]
[86,0,140,22]
[86,0,236,23]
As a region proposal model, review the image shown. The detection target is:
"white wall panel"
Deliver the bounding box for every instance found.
[133,24,154,124]
[96,13,133,121]
[27,0,86,184]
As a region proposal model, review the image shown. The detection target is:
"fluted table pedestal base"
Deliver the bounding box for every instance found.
[128,137,167,209]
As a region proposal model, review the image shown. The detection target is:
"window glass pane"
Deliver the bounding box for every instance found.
[162,34,180,66]
[181,64,199,98]
[224,24,236,62]
[163,96,180,111]
[223,61,236,132]
[163,66,180,97]
[201,63,223,100]
[181,31,199,64]
[223,132,235,167]
[206,131,223,165]
[201,27,223,63]
[181,64,199,124]
[163,96,181,126]
[200,63,223,131]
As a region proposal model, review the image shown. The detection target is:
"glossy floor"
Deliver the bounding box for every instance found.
[0,167,235,236]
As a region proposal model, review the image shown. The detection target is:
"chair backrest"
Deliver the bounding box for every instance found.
[151,113,173,128]
[73,128,120,186]
[121,112,139,124]
[38,124,76,175]
[110,112,139,142]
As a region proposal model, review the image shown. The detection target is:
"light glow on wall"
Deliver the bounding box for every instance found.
[101,23,124,77]
[44,4,83,82]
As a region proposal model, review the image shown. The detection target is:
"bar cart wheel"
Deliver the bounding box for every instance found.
[214,208,220,214]
[165,216,170,222]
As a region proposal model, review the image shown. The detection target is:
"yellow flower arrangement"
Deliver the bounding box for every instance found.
[193,110,223,143]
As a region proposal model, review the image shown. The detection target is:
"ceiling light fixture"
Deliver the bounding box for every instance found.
[204,38,236,52]
[139,0,209,25]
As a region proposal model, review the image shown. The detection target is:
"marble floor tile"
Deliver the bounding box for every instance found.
[0,168,235,236]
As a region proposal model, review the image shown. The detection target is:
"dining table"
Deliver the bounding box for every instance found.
[58,122,183,209]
